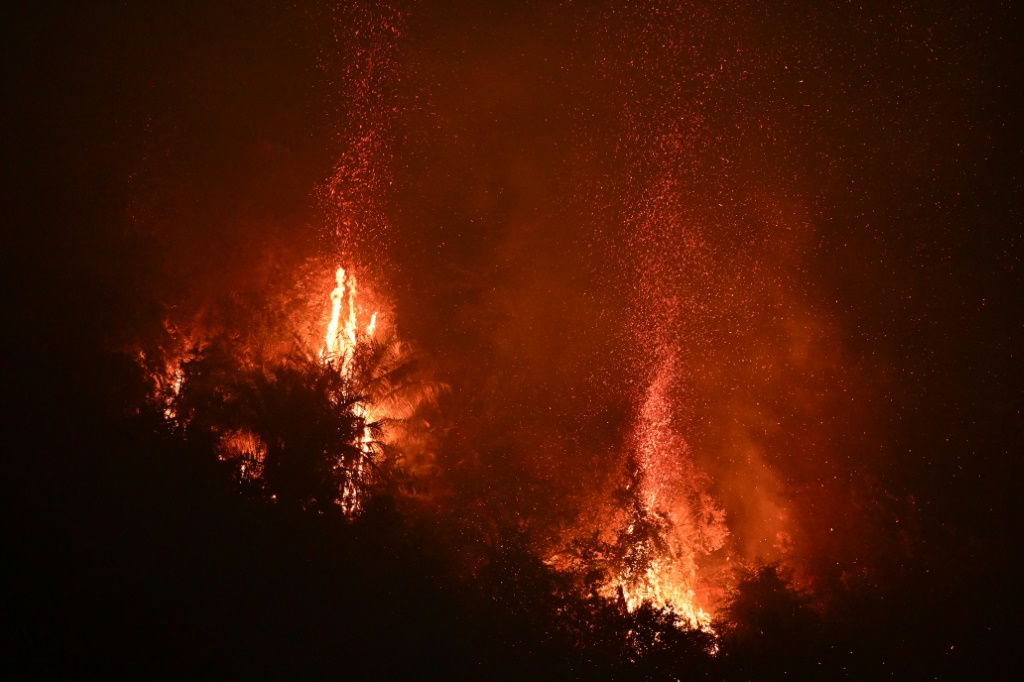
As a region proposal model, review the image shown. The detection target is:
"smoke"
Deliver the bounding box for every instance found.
[311,0,891,591]
[35,0,1011,609]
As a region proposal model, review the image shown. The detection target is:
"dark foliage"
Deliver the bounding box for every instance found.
[713,562,825,678]
[175,338,376,513]
[2,328,1016,680]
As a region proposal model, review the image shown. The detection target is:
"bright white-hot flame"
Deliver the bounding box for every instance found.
[324,266,378,379]
[325,267,347,357]
[321,265,382,514]
[162,364,185,420]
[344,272,358,374]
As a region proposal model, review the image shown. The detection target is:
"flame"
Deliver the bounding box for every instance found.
[325,267,381,375]
[321,266,382,513]
[325,267,346,357]
[141,262,438,517]
[163,363,185,420]
[598,358,728,630]
[218,429,266,482]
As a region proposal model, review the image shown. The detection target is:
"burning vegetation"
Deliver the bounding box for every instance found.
[113,0,886,665]
[141,264,443,517]
[8,0,1017,678]
[140,259,729,633]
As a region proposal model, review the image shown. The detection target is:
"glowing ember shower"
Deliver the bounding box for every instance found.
[597,354,729,630]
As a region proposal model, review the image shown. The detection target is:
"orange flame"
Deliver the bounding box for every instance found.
[599,359,728,630]
[322,266,383,514]
[324,266,380,376]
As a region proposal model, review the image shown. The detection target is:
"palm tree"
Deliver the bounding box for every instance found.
[343,331,448,489]
[236,354,379,514]
[169,320,445,515]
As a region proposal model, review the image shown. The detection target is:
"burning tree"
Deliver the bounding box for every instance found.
[552,358,729,632]
[185,349,379,513]
[146,264,444,516]
[603,361,729,628]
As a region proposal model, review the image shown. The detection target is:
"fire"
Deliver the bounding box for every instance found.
[141,261,436,515]
[324,266,379,375]
[138,321,198,423]
[597,357,728,630]
[321,266,383,513]
[145,259,727,633]
[163,363,185,420]
[218,429,266,483]
[317,264,443,513]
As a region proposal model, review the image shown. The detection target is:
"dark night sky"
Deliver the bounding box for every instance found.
[4,0,1022,608]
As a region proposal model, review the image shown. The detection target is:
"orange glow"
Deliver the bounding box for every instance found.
[317,265,442,514]
[218,428,266,482]
[164,363,185,420]
[597,358,728,630]
[322,266,381,513]
[325,267,346,358]
[325,266,382,373]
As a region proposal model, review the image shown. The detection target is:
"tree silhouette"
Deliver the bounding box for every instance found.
[715,562,826,678]
[172,334,379,513]
[238,356,377,513]
[343,331,448,495]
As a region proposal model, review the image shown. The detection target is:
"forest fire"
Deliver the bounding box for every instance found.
[321,265,383,513]
[324,267,377,370]
[597,358,728,629]
[323,267,379,426]
[147,259,730,628]
[11,0,1014,677]
[137,263,440,516]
